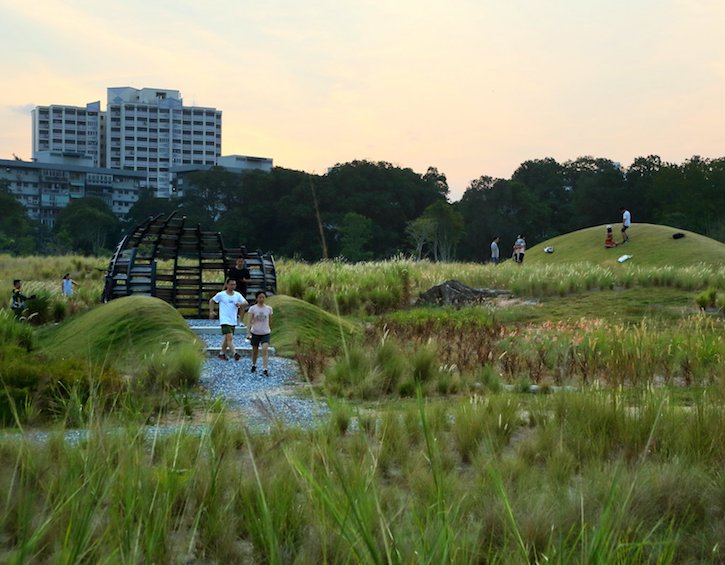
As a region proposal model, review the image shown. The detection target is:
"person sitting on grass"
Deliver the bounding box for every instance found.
[11,279,35,319]
[604,225,617,248]
[209,278,248,361]
[246,290,273,377]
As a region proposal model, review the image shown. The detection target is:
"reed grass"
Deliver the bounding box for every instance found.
[0,388,721,562]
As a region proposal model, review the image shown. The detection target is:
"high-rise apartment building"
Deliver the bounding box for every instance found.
[32,87,222,197]
[106,87,221,197]
[31,101,104,167]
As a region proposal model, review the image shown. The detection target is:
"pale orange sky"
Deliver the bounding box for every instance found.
[1,0,724,200]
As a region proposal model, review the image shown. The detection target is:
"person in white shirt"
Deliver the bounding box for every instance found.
[209,278,248,361]
[490,236,500,264]
[620,207,632,243]
[513,235,526,264]
[246,290,273,376]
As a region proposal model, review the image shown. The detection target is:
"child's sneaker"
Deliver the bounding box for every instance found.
[250,365,256,373]
[218,353,228,361]
[234,353,241,361]
[263,369,269,377]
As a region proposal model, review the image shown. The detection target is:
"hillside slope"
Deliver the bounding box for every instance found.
[526,224,725,268]
[40,296,203,367]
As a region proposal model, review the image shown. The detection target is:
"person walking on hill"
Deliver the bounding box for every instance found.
[61,273,80,297]
[513,235,526,264]
[490,236,500,264]
[620,207,631,243]
[246,290,273,377]
[209,278,248,361]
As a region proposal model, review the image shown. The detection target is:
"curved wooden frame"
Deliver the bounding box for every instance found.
[102,212,276,317]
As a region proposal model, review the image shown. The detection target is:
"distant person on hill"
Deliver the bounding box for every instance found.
[620,207,631,243]
[209,278,248,361]
[61,273,80,297]
[11,279,35,319]
[490,236,500,264]
[513,235,526,264]
[604,225,617,248]
[227,256,252,300]
[246,290,273,377]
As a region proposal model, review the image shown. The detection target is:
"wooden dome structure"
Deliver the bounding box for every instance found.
[102,212,276,317]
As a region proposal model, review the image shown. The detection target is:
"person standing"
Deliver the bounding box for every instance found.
[620,207,631,243]
[227,256,252,301]
[246,290,273,377]
[209,278,248,361]
[514,235,526,264]
[490,236,500,264]
[61,273,80,297]
[11,279,35,319]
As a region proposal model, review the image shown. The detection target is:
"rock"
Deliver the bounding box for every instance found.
[415,279,510,306]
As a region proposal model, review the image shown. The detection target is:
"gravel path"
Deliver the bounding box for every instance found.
[199,356,329,430]
[193,320,329,430]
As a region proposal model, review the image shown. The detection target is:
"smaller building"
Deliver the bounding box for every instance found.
[0,158,145,227]
[170,154,273,197]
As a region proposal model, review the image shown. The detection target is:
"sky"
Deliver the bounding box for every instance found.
[1,0,724,200]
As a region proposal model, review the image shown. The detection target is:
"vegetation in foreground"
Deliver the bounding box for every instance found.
[0,255,723,562]
[0,296,204,425]
[0,389,721,563]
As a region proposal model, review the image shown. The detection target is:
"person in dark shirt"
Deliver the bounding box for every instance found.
[11,279,35,319]
[226,256,251,299]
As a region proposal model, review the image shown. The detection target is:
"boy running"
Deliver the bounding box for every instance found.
[209,278,248,361]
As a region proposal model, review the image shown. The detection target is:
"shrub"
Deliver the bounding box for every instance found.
[0,310,36,351]
[411,344,439,384]
[0,346,120,425]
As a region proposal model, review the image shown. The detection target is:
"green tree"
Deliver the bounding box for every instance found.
[55,197,120,255]
[0,180,38,254]
[406,216,437,260]
[422,201,464,261]
[339,212,374,261]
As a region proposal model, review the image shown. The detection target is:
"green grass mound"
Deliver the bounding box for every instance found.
[268,294,359,357]
[526,223,725,268]
[40,296,203,372]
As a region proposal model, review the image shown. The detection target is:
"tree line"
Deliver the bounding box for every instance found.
[1,155,723,259]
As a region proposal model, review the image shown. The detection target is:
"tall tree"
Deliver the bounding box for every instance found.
[55,197,120,255]
[421,201,464,261]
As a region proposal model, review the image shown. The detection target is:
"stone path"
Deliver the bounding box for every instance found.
[190,320,329,430]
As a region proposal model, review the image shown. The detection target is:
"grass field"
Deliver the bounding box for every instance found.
[525,223,725,268]
[0,229,723,562]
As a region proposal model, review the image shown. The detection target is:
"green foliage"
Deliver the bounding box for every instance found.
[0,180,39,255]
[0,310,35,351]
[0,344,120,425]
[54,197,120,255]
[39,296,205,382]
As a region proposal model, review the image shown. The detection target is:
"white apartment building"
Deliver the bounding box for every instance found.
[106,87,222,197]
[31,101,104,167]
[32,87,222,198]
[1,158,145,227]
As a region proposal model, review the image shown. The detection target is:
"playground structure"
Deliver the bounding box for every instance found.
[102,212,276,317]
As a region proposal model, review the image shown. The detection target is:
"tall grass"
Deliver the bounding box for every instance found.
[275,258,725,316]
[0,389,721,562]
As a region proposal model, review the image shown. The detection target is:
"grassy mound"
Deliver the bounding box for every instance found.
[526,224,725,268]
[267,294,359,357]
[40,296,203,372]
